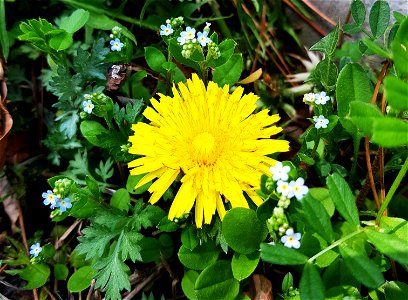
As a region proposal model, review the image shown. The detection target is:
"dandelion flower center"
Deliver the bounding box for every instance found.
[192,132,216,164]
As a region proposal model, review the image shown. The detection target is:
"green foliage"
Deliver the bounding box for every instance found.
[5,0,408,299]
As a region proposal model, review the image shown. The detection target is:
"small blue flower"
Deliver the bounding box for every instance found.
[58,198,72,212]
[42,190,59,209]
[178,27,196,45]
[314,91,330,105]
[110,38,124,51]
[82,100,94,114]
[160,24,173,36]
[29,243,42,257]
[197,31,211,47]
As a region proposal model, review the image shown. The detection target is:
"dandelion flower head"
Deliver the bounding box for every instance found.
[128,74,289,227]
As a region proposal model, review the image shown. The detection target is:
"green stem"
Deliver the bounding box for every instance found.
[208,0,232,38]
[165,49,172,96]
[200,62,209,85]
[59,0,157,31]
[310,132,321,159]
[308,228,364,263]
[376,156,408,225]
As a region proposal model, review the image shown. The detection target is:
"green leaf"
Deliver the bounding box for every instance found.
[0,0,9,60]
[362,38,391,58]
[315,58,338,90]
[145,46,166,74]
[325,285,361,300]
[121,231,143,262]
[384,76,408,111]
[49,31,73,51]
[181,225,199,251]
[369,0,390,38]
[20,264,50,289]
[310,24,339,56]
[336,63,372,118]
[168,37,200,71]
[139,237,161,263]
[67,266,96,292]
[391,17,408,76]
[349,101,383,136]
[80,121,109,147]
[222,207,267,254]
[231,251,260,281]
[260,243,308,265]
[110,188,131,212]
[326,173,360,226]
[212,54,244,87]
[60,9,90,33]
[299,262,325,300]
[195,260,240,300]
[302,194,334,243]
[126,174,151,195]
[181,270,199,300]
[371,117,408,147]
[366,229,408,265]
[54,263,69,281]
[339,245,385,289]
[351,0,366,25]
[384,281,408,300]
[94,251,131,300]
[178,240,219,270]
[85,175,100,199]
[309,188,335,217]
[282,272,294,293]
[207,39,237,68]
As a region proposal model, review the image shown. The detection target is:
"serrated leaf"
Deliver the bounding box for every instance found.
[299,262,325,300]
[94,251,131,300]
[260,243,308,265]
[121,231,143,262]
[326,173,360,226]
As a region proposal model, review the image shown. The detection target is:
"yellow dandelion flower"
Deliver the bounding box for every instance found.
[128,74,289,228]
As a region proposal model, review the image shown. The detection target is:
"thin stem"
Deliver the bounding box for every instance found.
[310,132,321,159]
[165,49,172,96]
[376,156,408,225]
[59,0,157,31]
[308,228,364,262]
[365,136,381,210]
[209,1,232,38]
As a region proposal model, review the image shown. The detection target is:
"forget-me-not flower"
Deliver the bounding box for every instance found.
[58,198,72,212]
[42,190,59,209]
[281,228,301,249]
[29,243,43,257]
[110,38,124,51]
[313,115,329,129]
[269,161,291,181]
[82,100,94,114]
[160,24,173,36]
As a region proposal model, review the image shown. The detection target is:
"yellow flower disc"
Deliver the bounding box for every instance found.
[128,74,289,227]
